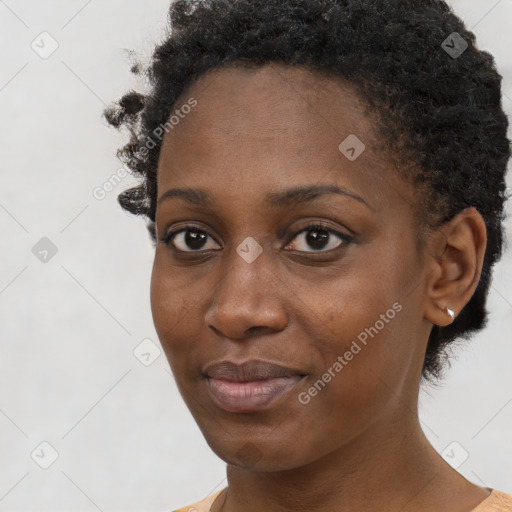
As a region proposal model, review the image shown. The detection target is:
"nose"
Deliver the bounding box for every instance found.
[204,243,288,340]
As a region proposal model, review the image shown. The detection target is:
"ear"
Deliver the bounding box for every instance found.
[423,207,487,327]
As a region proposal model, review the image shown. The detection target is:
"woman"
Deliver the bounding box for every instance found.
[104,0,512,510]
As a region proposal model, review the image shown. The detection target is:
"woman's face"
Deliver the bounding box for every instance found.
[151,63,433,471]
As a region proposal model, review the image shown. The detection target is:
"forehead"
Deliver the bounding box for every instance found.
[165,63,374,145]
[156,63,407,211]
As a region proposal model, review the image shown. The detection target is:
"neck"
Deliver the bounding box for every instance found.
[216,409,479,512]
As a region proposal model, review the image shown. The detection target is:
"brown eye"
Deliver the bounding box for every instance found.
[161,226,220,252]
[285,223,352,253]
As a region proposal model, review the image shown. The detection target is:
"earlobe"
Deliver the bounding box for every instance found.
[427,302,457,327]
[423,207,487,327]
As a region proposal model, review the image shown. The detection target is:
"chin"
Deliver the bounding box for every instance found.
[202,431,316,472]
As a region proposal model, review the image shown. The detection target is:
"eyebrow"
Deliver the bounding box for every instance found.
[157,184,373,211]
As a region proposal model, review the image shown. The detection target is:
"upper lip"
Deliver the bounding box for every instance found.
[203,359,306,382]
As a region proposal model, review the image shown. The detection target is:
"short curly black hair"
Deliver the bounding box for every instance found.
[103,0,511,383]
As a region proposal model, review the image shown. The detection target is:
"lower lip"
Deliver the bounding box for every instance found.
[206,375,304,412]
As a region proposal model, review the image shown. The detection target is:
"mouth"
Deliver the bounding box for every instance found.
[203,359,307,412]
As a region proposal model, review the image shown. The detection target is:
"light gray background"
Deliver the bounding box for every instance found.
[1,1,511,511]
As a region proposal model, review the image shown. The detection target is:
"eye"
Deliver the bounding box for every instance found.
[285,223,352,253]
[160,225,220,252]
[160,222,352,254]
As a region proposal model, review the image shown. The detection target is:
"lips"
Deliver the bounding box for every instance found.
[204,359,304,381]
[203,359,306,412]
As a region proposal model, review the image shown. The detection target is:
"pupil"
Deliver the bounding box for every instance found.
[307,228,328,250]
[186,229,206,250]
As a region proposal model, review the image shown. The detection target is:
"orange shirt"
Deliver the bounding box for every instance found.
[173,488,225,512]
[172,487,512,511]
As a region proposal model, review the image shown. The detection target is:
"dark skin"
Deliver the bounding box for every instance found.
[150,63,489,511]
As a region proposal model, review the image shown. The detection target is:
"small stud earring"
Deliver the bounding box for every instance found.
[446,307,455,319]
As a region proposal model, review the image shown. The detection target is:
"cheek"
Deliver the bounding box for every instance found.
[149,258,198,364]
[303,277,417,434]
[289,308,411,463]
[299,263,411,400]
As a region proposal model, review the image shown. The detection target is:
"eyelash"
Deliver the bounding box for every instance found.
[159,222,353,255]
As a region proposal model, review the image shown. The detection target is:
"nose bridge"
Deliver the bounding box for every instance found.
[205,237,288,338]
[216,236,274,308]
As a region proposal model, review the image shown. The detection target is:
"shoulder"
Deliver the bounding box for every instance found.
[170,488,226,512]
[168,487,512,512]
[472,489,512,511]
